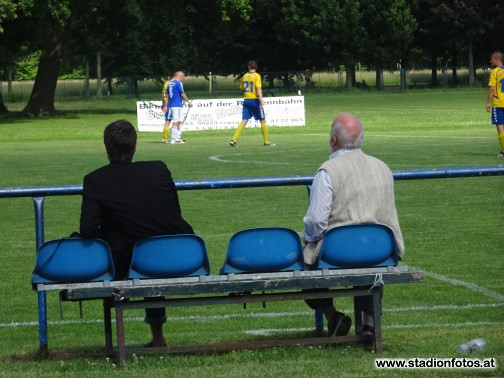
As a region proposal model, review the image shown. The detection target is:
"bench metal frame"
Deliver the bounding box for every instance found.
[36,266,423,363]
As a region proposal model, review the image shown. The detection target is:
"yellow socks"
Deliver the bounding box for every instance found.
[498,131,504,151]
[232,121,247,142]
[162,123,169,141]
[260,121,269,144]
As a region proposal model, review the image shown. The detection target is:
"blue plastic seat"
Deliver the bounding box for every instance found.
[128,234,210,279]
[316,224,399,269]
[32,238,115,284]
[220,227,304,274]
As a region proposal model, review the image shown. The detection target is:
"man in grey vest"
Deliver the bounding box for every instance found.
[303,112,404,337]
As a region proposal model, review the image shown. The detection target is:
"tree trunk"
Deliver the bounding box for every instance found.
[97,51,103,98]
[375,68,383,90]
[84,61,90,98]
[21,33,66,116]
[451,49,458,85]
[467,41,474,87]
[7,66,13,101]
[430,50,438,87]
[345,66,354,90]
[107,77,113,96]
[0,94,7,113]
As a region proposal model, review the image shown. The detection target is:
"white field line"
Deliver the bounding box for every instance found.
[209,152,310,165]
[244,322,503,336]
[1,303,502,328]
[413,267,504,302]
[301,134,493,139]
[209,133,493,164]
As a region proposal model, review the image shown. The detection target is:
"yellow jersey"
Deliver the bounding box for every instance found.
[161,80,170,105]
[240,71,262,100]
[489,66,504,108]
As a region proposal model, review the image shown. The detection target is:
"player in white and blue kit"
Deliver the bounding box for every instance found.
[166,71,193,144]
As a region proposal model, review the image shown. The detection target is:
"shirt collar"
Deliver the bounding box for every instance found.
[329,148,360,160]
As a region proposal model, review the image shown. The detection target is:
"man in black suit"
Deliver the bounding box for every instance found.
[80,119,194,347]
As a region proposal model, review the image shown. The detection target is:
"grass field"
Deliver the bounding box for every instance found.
[0,89,503,377]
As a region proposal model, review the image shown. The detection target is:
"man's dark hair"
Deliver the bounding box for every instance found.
[248,60,258,70]
[103,120,137,162]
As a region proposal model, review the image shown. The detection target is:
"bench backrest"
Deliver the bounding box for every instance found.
[128,234,210,279]
[316,224,399,269]
[220,227,304,274]
[32,238,115,284]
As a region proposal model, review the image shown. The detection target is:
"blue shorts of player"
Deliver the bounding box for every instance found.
[242,99,265,121]
[165,108,173,121]
[491,107,504,125]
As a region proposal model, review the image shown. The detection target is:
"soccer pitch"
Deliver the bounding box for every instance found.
[0,89,502,377]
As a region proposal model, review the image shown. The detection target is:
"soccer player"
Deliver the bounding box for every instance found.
[486,51,504,157]
[229,60,275,147]
[167,71,192,144]
[161,77,173,144]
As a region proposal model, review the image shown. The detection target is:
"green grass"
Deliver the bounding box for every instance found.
[0,89,503,377]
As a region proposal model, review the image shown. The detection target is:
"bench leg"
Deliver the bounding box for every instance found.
[115,305,126,364]
[353,295,363,335]
[371,287,383,353]
[103,299,113,355]
[37,291,49,356]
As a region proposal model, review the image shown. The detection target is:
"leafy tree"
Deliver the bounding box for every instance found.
[361,0,417,89]
[415,0,502,85]
[0,0,72,116]
[0,0,21,112]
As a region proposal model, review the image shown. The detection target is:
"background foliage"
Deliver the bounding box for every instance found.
[0,0,502,115]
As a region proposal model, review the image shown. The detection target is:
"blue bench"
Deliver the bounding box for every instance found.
[32,226,422,364]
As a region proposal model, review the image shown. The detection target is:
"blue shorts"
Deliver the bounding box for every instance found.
[242,99,265,121]
[491,107,504,125]
[165,108,173,121]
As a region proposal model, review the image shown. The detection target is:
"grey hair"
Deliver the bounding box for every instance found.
[330,114,364,148]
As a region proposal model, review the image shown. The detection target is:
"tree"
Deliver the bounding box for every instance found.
[0,0,21,112]
[361,0,417,89]
[416,0,502,86]
[0,0,72,116]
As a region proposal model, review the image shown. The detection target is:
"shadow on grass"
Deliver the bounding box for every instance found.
[0,107,137,124]
[11,346,109,363]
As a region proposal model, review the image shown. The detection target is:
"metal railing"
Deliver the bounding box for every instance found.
[1,165,503,354]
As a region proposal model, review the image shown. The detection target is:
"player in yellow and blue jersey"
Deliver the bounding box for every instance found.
[486,51,504,156]
[230,60,275,147]
[161,77,173,143]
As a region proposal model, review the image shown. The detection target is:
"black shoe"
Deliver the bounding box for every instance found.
[498,151,504,157]
[328,312,352,337]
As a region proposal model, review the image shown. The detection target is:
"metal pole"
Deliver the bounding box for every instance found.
[33,197,48,356]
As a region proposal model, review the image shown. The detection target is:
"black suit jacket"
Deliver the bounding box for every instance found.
[80,160,194,279]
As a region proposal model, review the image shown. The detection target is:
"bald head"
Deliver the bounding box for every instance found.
[330,113,364,151]
[174,71,185,80]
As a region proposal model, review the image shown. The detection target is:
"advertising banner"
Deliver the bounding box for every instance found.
[136,96,305,132]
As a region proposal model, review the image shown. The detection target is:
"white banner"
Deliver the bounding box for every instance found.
[136,96,305,132]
